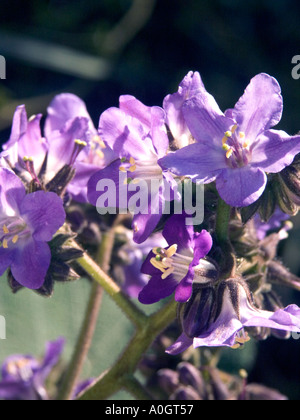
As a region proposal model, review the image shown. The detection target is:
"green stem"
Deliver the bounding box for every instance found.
[58,230,115,401]
[215,198,236,279]
[78,299,177,400]
[70,238,148,329]
[215,198,231,243]
[122,376,152,400]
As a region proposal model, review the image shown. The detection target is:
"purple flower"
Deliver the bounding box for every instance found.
[138,214,215,304]
[163,71,204,149]
[1,95,115,201]
[0,338,65,400]
[114,229,167,298]
[168,280,300,354]
[87,95,178,243]
[0,168,66,289]
[45,94,116,201]
[254,208,291,241]
[2,103,89,183]
[160,73,300,207]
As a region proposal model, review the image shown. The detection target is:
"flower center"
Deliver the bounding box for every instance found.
[150,245,193,281]
[222,125,252,168]
[119,156,163,184]
[89,135,107,163]
[0,217,31,249]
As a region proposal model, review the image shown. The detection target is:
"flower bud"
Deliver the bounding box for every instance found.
[177,362,208,400]
[243,383,288,400]
[157,369,180,395]
[272,174,299,216]
[209,368,231,400]
[267,260,300,291]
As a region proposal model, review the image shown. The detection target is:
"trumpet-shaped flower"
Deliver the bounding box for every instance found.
[168,280,300,354]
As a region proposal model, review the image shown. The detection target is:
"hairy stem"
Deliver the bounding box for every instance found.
[78,299,177,400]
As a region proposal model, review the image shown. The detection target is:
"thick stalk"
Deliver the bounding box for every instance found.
[75,247,147,329]
[78,299,177,400]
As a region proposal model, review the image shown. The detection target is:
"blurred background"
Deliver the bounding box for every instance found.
[0,0,300,400]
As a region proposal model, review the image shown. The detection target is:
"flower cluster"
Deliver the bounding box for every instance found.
[2,70,300,400]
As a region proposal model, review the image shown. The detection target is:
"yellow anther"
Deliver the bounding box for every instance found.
[74,139,87,147]
[231,124,238,134]
[93,135,106,149]
[96,150,104,160]
[222,143,231,151]
[129,157,136,166]
[161,267,175,280]
[225,130,232,138]
[165,244,178,258]
[3,225,9,234]
[3,239,8,249]
[23,156,34,162]
[152,247,162,255]
[12,235,19,244]
[150,258,166,273]
[226,148,234,159]
[239,131,246,139]
[231,332,251,349]
[28,115,36,122]
[222,136,228,146]
[128,165,137,173]
[119,166,127,173]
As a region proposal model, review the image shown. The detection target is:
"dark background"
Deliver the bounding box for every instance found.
[1,0,300,399]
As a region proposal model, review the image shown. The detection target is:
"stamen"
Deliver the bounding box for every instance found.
[150,257,166,273]
[231,331,251,349]
[28,115,36,122]
[12,235,19,244]
[70,139,87,166]
[231,124,238,134]
[3,239,8,249]
[161,267,175,279]
[23,156,42,186]
[165,244,178,258]
[3,225,9,234]
[226,149,234,159]
[96,150,104,160]
[92,135,106,149]
[128,165,137,173]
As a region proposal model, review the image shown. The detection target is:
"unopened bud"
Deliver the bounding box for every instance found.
[177,362,208,400]
[157,369,180,395]
[272,175,299,216]
[244,383,288,400]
